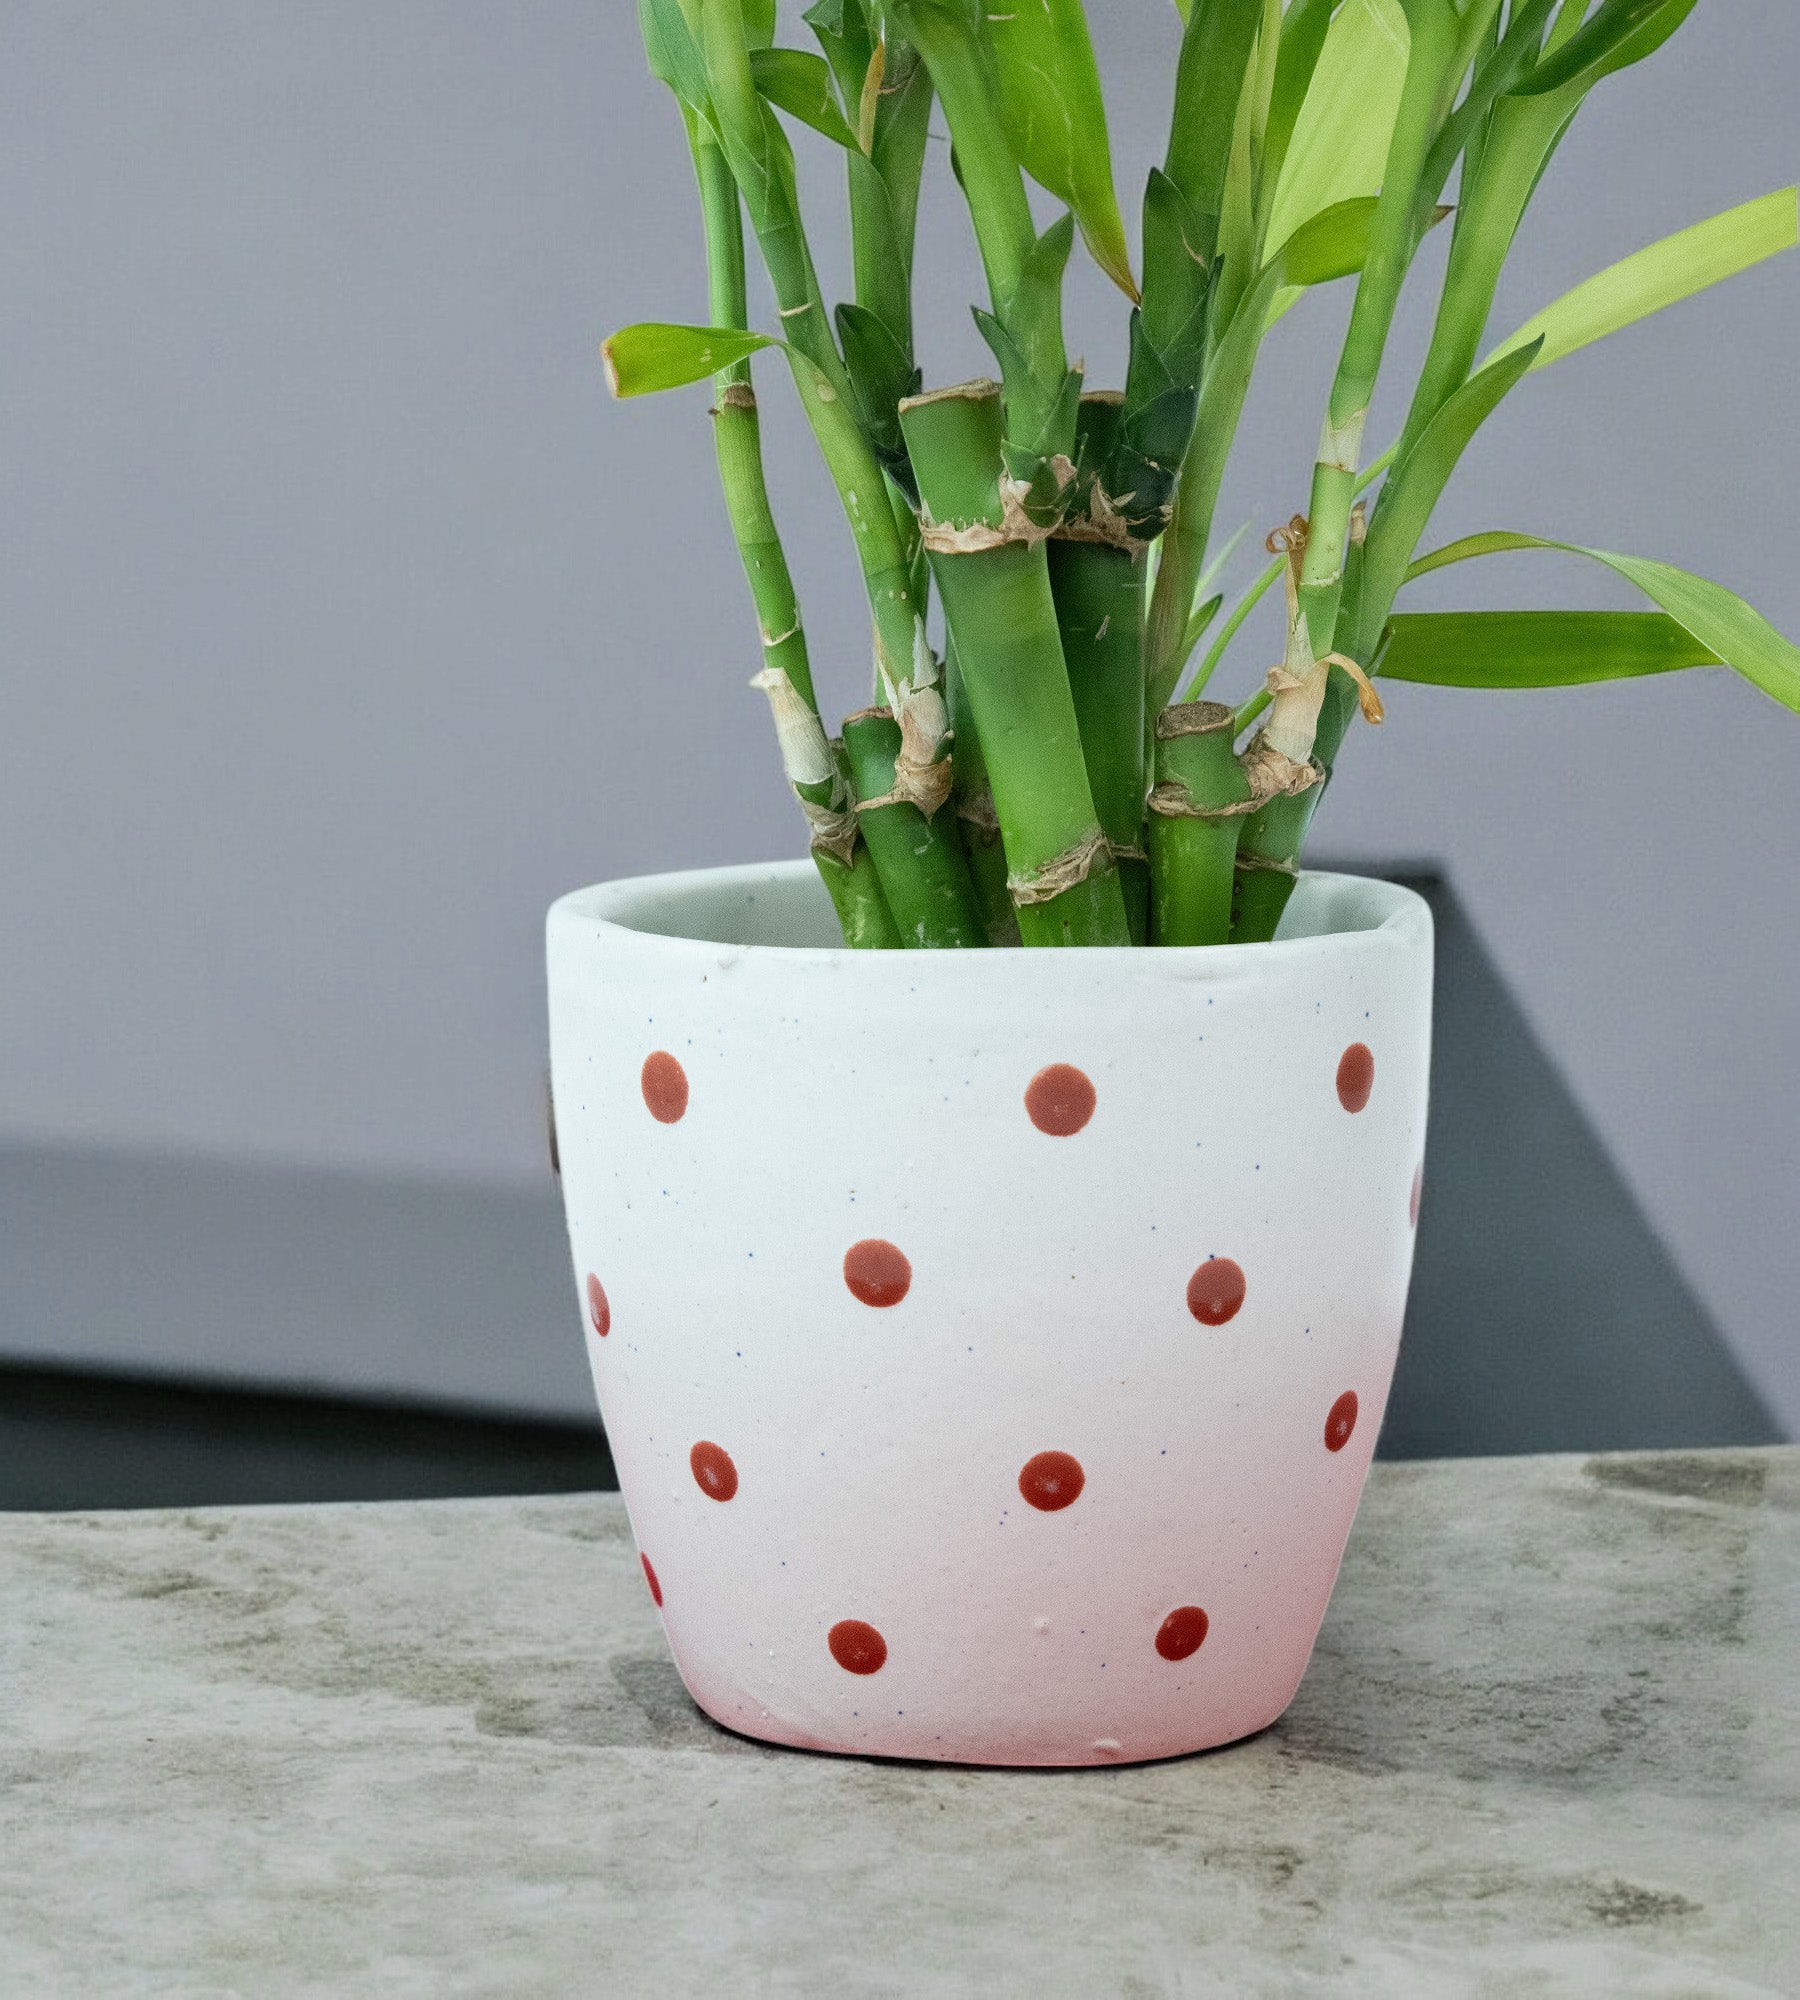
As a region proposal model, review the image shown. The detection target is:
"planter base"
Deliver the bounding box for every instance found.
[548,862,1432,1768]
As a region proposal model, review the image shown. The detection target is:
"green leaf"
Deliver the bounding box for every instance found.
[1263,0,1409,255]
[803,0,875,104]
[639,0,713,119]
[1184,592,1226,659]
[1353,338,1542,648]
[1163,0,1263,255]
[1260,0,1336,216]
[602,321,777,397]
[1380,610,1721,686]
[1509,0,1697,98]
[988,0,1137,297]
[1145,194,1385,712]
[749,47,859,147]
[1485,188,1800,372]
[743,0,776,48]
[1405,533,1800,714]
[835,300,921,477]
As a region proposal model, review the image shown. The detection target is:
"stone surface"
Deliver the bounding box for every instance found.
[3,1450,1795,1997]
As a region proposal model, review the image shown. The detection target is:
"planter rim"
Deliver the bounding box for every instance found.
[549,860,1429,977]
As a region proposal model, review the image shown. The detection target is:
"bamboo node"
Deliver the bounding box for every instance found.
[917,465,1076,555]
[1155,700,1236,741]
[1240,739,1325,805]
[717,382,757,412]
[1265,652,1382,725]
[800,796,860,866]
[1054,479,1148,555]
[1147,781,1260,822]
[1007,827,1111,906]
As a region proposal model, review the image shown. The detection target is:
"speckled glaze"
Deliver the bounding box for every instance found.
[546,862,1432,1767]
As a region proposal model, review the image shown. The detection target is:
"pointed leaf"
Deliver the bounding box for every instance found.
[1163,0,1263,251]
[639,0,713,118]
[1260,0,1336,209]
[602,321,777,397]
[1509,0,1697,97]
[988,0,1137,297]
[1355,339,1542,641]
[1486,188,1799,372]
[750,47,858,148]
[1263,0,1409,255]
[1380,610,1720,686]
[1406,532,1800,713]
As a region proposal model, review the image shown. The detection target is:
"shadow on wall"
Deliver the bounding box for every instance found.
[0,870,1777,1509]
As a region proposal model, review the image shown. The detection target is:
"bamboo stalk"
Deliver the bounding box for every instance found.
[900,382,1130,949]
[1048,400,1148,941]
[698,0,927,705]
[688,126,894,947]
[1146,703,1254,948]
[840,708,987,949]
[1276,3,1461,733]
[1234,3,1465,939]
[945,634,1020,947]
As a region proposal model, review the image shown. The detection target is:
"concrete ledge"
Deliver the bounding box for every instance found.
[4,1449,1796,1994]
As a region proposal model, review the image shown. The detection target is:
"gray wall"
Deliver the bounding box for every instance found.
[3,2,1796,1428]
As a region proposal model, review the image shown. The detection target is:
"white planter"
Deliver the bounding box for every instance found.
[547,861,1432,1767]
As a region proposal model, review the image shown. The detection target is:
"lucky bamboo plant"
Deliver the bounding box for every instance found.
[606,0,1799,949]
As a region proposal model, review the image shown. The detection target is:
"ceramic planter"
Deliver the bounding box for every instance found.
[547,861,1432,1767]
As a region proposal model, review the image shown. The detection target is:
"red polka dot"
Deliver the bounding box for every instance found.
[1018,1450,1086,1512]
[1155,1605,1209,1662]
[1337,1042,1375,1113]
[641,1554,662,1607]
[1325,1390,1359,1453]
[689,1440,738,1502]
[1186,1258,1245,1326]
[1025,1063,1096,1136]
[1410,1164,1423,1229]
[641,1050,689,1123]
[586,1273,610,1338]
[828,1619,887,1675]
[844,1238,911,1308]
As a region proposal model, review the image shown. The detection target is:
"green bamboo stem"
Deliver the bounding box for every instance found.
[698,0,922,696]
[1146,703,1254,948]
[1279,2,1460,727]
[1389,3,1588,509]
[899,382,1130,949]
[945,634,1020,947]
[1049,535,1149,942]
[816,838,903,950]
[891,0,1073,475]
[688,125,893,948]
[857,43,931,358]
[889,2,1034,316]
[840,708,987,949]
[1233,3,1463,941]
[1047,391,1148,941]
[1228,787,1321,943]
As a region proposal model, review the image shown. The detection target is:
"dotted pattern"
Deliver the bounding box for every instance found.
[1018,1450,1086,1513]
[641,1050,689,1124]
[843,1238,911,1308]
[597,1045,1388,1683]
[1336,1042,1375,1114]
